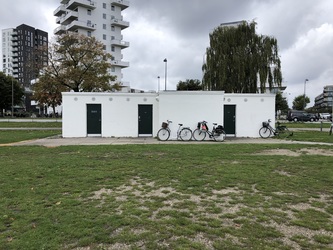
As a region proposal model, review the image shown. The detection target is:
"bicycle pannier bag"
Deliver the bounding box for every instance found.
[215,125,224,134]
[162,122,168,129]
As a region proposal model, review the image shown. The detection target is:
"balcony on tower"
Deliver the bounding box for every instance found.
[66,20,96,31]
[66,0,96,10]
[111,0,129,10]
[56,10,79,25]
[54,25,67,35]
[111,17,129,29]
[111,39,129,49]
[54,5,66,16]
[111,60,129,68]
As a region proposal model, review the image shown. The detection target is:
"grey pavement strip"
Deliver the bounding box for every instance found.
[2,136,333,147]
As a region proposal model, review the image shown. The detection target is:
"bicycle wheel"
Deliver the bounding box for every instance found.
[157,128,170,141]
[277,127,293,139]
[214,131,226,142]
[179,128,192,141]
[259,127,271,138]
[192,129,206,141]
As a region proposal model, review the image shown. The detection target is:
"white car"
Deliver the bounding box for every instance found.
[320,113,331,119]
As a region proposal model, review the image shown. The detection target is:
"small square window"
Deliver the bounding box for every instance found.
[103,34,107,40]
[103,3,106,9]
[87,9,91,15]
[103,24,107,30]
[103,13,106,19]
[111,5,115,11]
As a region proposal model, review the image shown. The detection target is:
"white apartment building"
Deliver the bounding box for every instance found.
[53,0,130,84]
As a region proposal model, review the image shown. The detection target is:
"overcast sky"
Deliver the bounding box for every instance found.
[1,0,333,107]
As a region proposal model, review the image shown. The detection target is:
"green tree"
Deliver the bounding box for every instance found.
[32,73,66,116]
[292,95,310,110]
[202,21,282,93]
[177,79,203,90]
[275,92,289,113]
[0,72,25,114]
[36,32,120,93]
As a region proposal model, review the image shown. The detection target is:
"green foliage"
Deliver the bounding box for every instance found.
[176,79,203,90]
[32,73,66,115]
[203,21,282,93]
[0,72,25,112]
[293,95,310,110]
[275,92,289,112]
[36,32,120,93]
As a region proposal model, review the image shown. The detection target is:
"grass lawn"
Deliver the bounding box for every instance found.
[0,122,62,128]
[0,143,333,249]
[280,121,332,129]
[0,130,61,144]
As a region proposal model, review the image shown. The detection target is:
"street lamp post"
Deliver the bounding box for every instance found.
[303,79,308,110]
[163,58,167,91]
[157,76,160,92]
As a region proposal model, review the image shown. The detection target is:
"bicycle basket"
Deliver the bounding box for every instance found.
[262,121,269,127]
[162,122,168,129]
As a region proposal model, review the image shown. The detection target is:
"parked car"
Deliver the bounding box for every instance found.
[287,110,318,122]
[319,113,331,119]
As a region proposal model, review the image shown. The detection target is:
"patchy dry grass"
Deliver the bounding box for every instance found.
[0,144,333,249]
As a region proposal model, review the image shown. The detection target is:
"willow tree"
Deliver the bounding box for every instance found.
[36,32,121,93]
[202,21,282,93]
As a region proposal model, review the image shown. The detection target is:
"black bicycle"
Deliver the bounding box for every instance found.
[192,121,226,142]
[259,119,293,139]
[157,120,192,141]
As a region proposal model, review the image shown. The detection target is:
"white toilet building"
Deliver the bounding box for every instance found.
[62,91,275,138]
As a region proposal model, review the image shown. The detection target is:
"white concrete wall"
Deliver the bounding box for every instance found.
[62,92,159,138]
[224,93,275,137]
[158,91,225,139]
[62,91,275,138]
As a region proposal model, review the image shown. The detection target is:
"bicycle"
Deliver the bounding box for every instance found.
[192,121,226,142]
[157,120,192,141]
[259,119,293,139]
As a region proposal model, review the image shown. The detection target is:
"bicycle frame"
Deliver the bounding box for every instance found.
[259,119,293,138]
[195,121,226,141]
[157,120,192,141]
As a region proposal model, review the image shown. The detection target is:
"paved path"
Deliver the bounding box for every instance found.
[3,136,333,147]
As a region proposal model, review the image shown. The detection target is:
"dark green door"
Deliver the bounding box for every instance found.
[224,105,236,135]
[87,104,101,135]
[138,105,153,136]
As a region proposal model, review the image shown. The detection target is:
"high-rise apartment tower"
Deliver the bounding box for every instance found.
[2,24,48,87]
[2,24,48,110]
[53,0,130,84]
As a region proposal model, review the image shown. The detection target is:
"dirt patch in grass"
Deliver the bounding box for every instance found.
[256,148,333,157]
[86,178,333,249]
